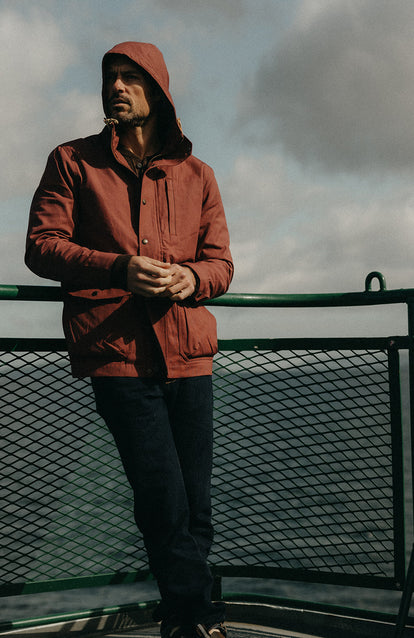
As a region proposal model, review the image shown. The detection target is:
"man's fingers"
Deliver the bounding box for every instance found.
[139,271,172,286]
[127,256,173,295]
[166,281,188,295]
[163,266,196,300]
[138,284,169,297]
[127,258,195,299]
[141,256,171,268]
[139,260,172,279]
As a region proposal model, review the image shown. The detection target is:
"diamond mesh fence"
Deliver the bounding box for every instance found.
[0,339,405,595]
[211,344,402,585]
[1,348,144,588]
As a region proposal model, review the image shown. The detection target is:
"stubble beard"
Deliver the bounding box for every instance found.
[121,114,150,129]
[104,96,150,129]
[109,106,148,127]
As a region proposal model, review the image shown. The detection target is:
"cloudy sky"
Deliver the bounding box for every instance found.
[2,0,414,338]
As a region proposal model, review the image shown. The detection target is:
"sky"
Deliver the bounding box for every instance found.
[2,0,414,339]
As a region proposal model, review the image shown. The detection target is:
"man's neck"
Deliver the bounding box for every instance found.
[118,116,160,160]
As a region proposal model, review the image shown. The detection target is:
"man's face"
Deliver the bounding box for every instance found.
[103,57,158,127]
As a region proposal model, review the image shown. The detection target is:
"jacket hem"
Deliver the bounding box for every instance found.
[70,356,213,379]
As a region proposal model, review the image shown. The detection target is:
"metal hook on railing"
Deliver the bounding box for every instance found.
[364,271,387,292]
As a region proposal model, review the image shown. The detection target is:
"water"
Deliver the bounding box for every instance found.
[1,350,413,623]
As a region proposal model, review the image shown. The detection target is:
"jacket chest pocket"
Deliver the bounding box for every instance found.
[156,175,200,237]
[155,176,177,237]
[154,172,202,261]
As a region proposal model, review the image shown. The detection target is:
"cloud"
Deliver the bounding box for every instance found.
[0,7,76,87]
[239,0,414,174]
[0,231,29,283]
[0,7,101,198]
[223,151,414,294]
[154,0,245,21]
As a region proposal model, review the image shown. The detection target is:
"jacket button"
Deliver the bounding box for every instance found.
[142,238,149,245]
[142,199,147,205]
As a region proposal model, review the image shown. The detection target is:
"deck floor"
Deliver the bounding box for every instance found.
[101,623,318,638]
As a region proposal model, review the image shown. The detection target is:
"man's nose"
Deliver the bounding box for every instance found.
[112,76,125,92]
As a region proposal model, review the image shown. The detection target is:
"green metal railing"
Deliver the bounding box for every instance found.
[1,273,414,635]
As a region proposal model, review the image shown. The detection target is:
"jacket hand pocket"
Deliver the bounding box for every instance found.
[63,293,133,360]
[177,305,218,360]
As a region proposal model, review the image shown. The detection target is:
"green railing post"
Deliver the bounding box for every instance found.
[394,297,414,636]
[408,297,414,518]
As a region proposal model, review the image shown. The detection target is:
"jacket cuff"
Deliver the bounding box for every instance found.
[110,255,132,289]
[186,266,200,299]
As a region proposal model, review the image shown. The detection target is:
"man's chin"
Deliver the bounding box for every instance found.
[119,115,150,129]
[109,108,129,120]
[109,113,134,128]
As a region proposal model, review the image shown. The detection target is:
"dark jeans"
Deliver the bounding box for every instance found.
[91,376,225,626]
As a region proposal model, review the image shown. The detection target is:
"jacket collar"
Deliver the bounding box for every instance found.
[102,121,192,168]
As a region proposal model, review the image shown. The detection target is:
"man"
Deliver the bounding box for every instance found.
[25,42,233,638]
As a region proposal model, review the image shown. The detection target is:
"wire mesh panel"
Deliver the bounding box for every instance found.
[1,347,146,594]
[211,341,404,588]
[0,338,405,595]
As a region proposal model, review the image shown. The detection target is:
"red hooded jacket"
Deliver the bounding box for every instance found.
[25,42,233,378]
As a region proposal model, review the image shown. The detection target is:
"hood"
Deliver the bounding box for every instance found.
[102,41,189,154]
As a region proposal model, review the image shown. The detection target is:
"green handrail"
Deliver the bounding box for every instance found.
[0,285,62,302]
[209,289,414,307]
[1,272,414,307]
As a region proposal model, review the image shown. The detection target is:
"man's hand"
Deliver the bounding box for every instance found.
[163,264,196,301]
[127,257,196,301]
[127,256,173,296]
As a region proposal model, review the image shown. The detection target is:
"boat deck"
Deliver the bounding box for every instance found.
[101,624,318,638]
[0,622,345,638]
[1,601,413,638]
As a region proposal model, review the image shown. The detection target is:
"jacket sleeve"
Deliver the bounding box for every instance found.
[25,145,120,289]
[181,165,233,302]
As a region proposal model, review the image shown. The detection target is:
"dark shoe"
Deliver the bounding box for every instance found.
[196,623,227,638]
